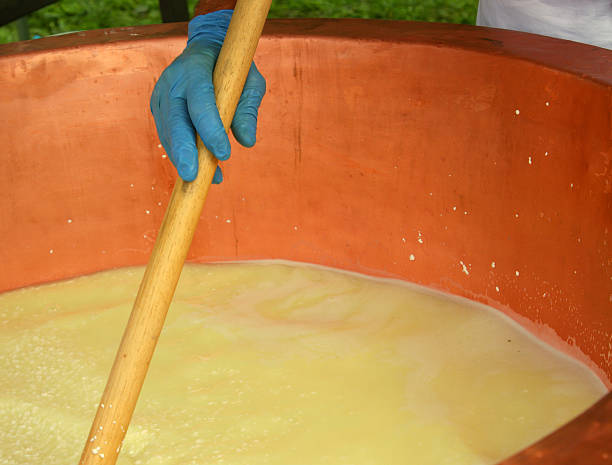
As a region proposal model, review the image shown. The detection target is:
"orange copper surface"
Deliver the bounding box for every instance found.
[0,18,610,465]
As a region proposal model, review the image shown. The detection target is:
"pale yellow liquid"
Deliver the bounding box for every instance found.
[0,262,607,465]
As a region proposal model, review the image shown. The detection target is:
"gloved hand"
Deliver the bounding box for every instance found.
[150,10,266,183]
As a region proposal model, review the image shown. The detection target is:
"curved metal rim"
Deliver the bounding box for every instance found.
[0,18,610,87]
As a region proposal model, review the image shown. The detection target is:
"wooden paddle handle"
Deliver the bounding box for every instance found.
[78,1,271,463]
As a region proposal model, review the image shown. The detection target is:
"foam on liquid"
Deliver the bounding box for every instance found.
[0,262,607,465]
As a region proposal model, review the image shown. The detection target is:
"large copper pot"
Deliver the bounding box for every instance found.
[0,17,610,464]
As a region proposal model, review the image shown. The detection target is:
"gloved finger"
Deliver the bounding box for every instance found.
[150,81,172,160]
[185,79,232,162]
[212,165,223,184]
[168,96,199,182]
[231,63,266,148]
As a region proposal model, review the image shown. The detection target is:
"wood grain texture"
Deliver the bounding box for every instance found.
[77,1,272,464]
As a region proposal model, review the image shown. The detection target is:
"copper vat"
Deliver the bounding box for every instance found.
[0,17,610,465]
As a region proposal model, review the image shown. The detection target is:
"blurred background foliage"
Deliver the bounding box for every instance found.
[0,0,478,44]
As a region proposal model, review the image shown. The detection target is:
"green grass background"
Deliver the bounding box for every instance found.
[0,0,478,44]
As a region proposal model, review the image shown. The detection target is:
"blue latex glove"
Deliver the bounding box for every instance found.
[150,10,266,183]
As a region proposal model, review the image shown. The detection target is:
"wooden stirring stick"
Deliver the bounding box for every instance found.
[78,1,272,463]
